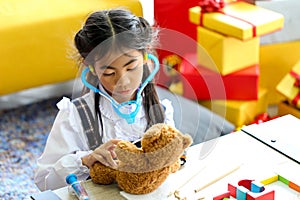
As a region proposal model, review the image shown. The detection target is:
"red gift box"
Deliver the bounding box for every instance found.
[180,53,259,100]
[154,0,200,87]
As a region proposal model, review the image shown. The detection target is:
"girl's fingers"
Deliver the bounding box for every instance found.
[110,139,122,145]
[110,150,117,159]
[92,140,120,168]
[101,149,118,168]
[91,153,109,167]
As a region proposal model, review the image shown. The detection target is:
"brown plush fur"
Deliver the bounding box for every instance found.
[89,123,192,194]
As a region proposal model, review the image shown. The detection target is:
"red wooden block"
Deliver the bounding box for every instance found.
[228,179,275,200]
[246,189,275,200]
[228,182,237,198]
[213,191,231,200]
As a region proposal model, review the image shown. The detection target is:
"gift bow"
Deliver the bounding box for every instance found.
[197,0,257,38]
[198,0,225,13]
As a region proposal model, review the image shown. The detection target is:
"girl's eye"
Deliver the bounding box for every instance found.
[127,65,139,71]
[102,72,114,76]
[102,70,115,76]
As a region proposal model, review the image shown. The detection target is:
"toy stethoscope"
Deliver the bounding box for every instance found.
[81,53,160,124]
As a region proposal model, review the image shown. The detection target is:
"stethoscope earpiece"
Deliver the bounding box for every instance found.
[81,53,160,124]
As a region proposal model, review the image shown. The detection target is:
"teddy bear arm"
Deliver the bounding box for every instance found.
[89,162,116,185]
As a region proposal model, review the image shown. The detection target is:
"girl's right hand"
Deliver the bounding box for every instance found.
[82,139,121,169]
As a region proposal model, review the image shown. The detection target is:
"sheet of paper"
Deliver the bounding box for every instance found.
[242,114,300,164]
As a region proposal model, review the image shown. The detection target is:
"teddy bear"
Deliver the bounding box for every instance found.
[89,123,192,194]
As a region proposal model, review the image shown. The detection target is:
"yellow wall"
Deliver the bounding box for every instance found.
[0,0,142,95]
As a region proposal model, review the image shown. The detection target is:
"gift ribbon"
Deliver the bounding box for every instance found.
[198,0,225,13]
[290,70,300,87]
[198,0,257,38]
[289,70,300,106]
[292,93,300,106]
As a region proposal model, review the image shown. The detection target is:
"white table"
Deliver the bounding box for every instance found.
[53,123,300,199]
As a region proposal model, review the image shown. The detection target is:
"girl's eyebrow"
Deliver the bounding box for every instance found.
[100,58,138,70]
[100,65,112,70]
[123,58,138,67]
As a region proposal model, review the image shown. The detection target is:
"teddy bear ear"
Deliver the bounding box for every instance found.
[182,134,193,149]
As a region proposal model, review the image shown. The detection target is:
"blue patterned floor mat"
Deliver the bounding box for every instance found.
[0,97,59,199]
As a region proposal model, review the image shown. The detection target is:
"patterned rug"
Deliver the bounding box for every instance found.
[0,97,61,199]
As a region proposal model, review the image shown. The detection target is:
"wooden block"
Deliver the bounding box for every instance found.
[289,181,300,193]
[237,185,248,200]
[251,181,264,193]
[228,182,237,198]
[229,179,275,200]
[278,175,290,185]
[246,189,275,200]
[259,175,278,185]
[213,191,231,200]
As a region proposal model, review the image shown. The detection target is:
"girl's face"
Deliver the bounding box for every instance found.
[94,50,144,103]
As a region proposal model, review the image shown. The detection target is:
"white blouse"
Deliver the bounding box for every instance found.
[34,91,175,191]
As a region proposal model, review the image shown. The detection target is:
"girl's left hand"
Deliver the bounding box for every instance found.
[82,139,121,169]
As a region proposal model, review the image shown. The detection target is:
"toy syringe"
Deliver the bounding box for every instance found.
[66,174,89,200]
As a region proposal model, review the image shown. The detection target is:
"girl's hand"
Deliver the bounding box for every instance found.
[82,139,121,169]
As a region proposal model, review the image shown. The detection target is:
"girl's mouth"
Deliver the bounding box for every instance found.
[114,89,133,96]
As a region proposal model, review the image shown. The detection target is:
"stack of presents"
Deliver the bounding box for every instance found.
[248,0,300,105]
[155,0,286,128]
[277,60,300,119]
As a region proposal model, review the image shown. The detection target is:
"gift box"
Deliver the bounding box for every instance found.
[189,1,284,41]
[278,100,300,119]
[241,0,300,44]
[259,40,300,105]
[197,26,259,75]
[199,88,268,127]
[154,0,200,93]
[180,53,259,100]
[276,60,300,108]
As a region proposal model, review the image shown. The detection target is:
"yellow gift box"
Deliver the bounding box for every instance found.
[197,26,259,75]
[278,101,300,119]
[189,1,284,40]
[259,40,300,105]
[199,88,268,127]
[0,0,142,95]
[276,60,300,108]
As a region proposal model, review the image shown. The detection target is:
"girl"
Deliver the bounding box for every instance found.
[34,8,175,191]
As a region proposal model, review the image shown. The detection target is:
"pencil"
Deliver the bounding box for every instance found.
[168,166,206,198]
[194,165,241,193]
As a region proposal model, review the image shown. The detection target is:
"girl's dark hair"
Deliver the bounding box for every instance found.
[74,8,165,128]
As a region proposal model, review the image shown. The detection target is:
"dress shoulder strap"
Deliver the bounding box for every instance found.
[73,97,103,150]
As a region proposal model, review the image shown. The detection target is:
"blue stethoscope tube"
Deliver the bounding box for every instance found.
[81,53,160,124]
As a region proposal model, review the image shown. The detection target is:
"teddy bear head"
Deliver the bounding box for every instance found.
[116,123,192,173]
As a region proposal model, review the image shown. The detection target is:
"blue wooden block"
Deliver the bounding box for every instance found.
[236,185,248,200]
[251,180,265,193]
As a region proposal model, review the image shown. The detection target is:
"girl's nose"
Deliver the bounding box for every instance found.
[116,72,130,87]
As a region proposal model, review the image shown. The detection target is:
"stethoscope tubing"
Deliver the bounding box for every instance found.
[80,53,160,123]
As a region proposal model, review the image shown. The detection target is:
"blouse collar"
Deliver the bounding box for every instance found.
[97,85,146,122]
